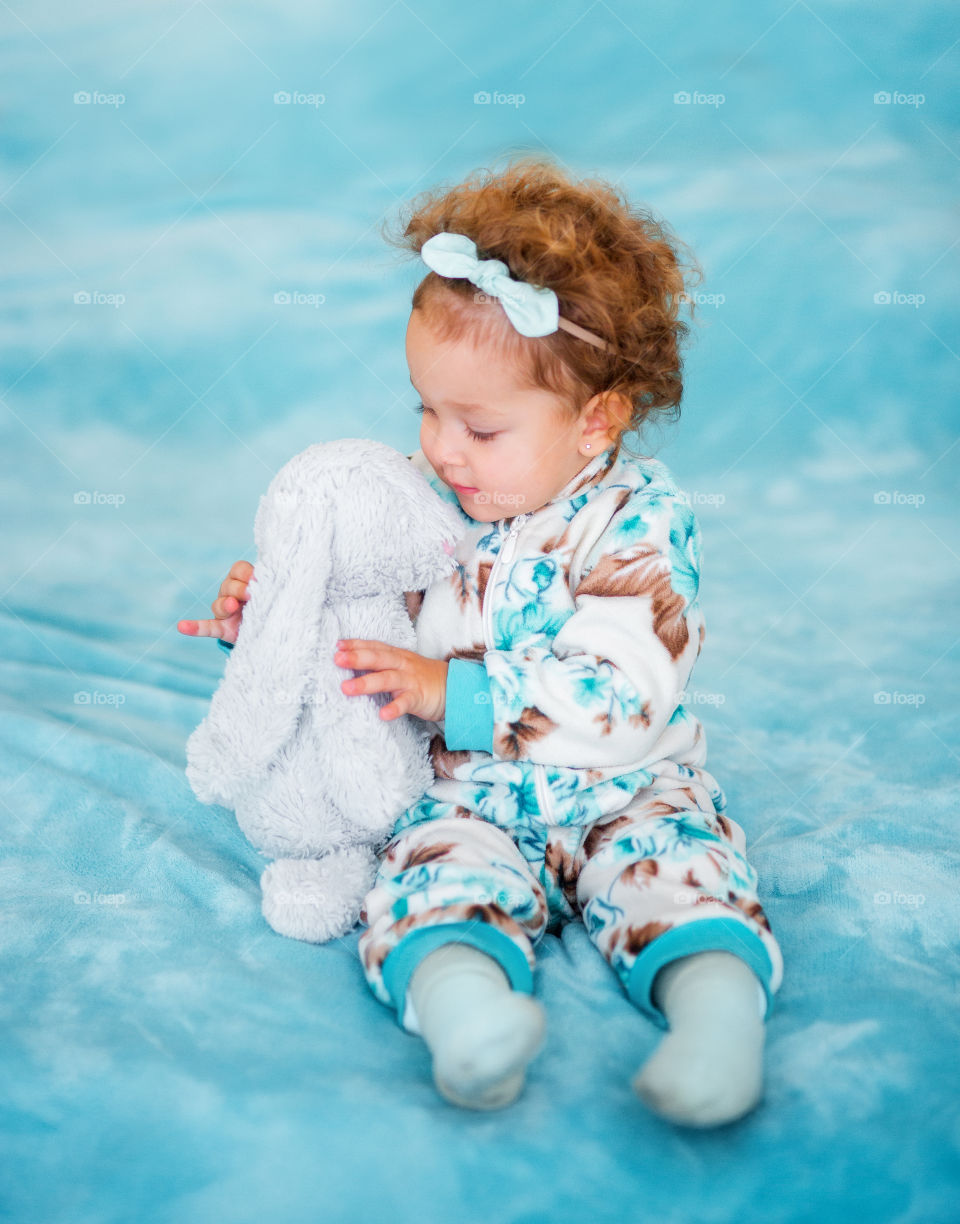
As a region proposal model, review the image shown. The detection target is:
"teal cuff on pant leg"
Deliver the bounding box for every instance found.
[382,920,534,1031]
[625,917,775,1031]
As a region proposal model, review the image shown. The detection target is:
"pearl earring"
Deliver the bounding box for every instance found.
[584,443,591,451]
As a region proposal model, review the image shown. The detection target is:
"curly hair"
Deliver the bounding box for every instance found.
[380,152,704,463]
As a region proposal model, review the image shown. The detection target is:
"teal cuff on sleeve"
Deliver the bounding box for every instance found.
[443,658,494,753]
[218,638,234,655]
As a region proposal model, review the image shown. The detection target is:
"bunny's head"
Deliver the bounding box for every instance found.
[272,439,464,599]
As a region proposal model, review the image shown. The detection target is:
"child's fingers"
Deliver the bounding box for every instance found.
[212,578,252,617]
[177,617,226,639]
[217,576,252,603]
[205,617,235,640]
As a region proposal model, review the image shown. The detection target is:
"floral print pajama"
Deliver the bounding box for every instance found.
[357,446,784,1033]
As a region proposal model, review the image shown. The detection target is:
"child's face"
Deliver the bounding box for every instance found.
[406,307,595,523]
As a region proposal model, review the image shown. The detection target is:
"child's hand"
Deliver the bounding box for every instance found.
[177,560,255,644]
[334,640,447,723]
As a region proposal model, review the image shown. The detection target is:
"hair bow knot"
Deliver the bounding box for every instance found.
[419,232,560,339]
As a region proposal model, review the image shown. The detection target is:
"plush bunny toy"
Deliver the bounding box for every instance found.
[185,438,464,944]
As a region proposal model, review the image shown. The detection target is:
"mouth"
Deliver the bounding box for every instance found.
[450,481,478,495]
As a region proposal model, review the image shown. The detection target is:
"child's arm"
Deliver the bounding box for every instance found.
[467,489,704,768]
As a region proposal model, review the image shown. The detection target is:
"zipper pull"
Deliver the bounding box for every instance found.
[498,513,528,565]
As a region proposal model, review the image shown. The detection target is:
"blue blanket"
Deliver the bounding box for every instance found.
[2,2,957,1220]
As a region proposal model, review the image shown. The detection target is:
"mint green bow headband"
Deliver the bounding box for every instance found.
[419,232,612,352]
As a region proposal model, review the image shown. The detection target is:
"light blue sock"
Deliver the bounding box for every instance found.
[407,942,546,1111]
[632,950,767,1128]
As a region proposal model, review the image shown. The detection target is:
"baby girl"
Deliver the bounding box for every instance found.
[179,155,784,1128]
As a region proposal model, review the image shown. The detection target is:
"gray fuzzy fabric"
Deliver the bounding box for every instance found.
[185,438,464,942]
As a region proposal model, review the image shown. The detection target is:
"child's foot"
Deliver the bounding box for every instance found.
[632,1019,765,1127]
[631,950,767,1128]
[432,991,546,1110]
[407,942,546,1111]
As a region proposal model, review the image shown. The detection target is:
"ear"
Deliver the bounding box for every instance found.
[186,494,335,804]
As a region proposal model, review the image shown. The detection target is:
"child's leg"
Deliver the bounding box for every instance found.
[575,784,783,1127]
[358,813,550,1109]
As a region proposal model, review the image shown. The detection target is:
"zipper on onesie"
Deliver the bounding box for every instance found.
[481,512,530,648]
[496,511,530,565]
[534,762,553,823]
[479,510,552,822]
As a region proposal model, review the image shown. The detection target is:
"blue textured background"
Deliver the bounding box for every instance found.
[1,2,958,1221]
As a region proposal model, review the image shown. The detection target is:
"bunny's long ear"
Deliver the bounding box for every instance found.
[186,481,334,804]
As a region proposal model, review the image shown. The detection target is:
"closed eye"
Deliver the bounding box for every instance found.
[414,401,499,443]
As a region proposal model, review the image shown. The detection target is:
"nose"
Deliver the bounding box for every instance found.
[424,423,467,470]
[423,421,467,477]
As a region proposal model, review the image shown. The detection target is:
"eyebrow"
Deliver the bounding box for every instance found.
[409,377,501,418]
